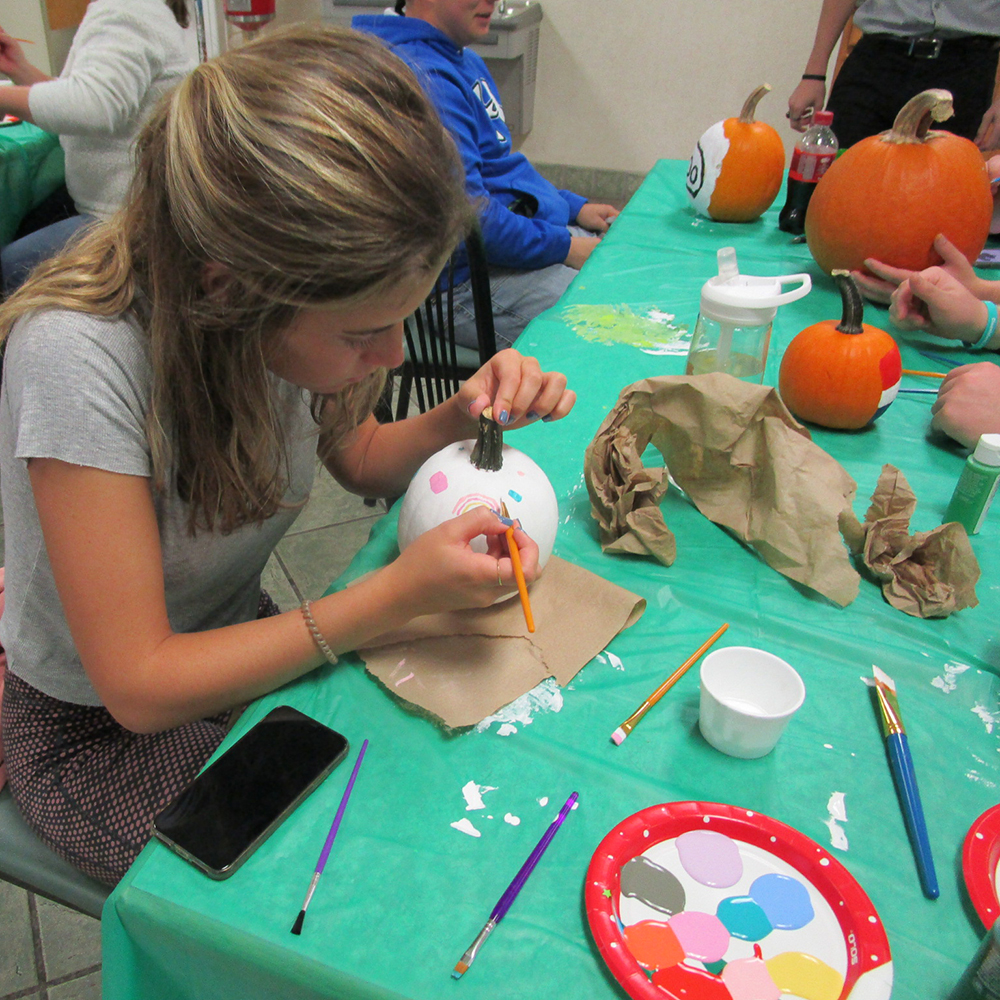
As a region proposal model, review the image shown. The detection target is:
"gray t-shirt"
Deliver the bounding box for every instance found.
[0,309,317,705]
[854,0,1000,38]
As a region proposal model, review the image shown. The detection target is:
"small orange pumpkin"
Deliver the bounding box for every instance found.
[805,89,992,274]
[778,271,902,429]
[686,84,785,223]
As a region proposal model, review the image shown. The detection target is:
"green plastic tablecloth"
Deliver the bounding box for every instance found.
[103,160,1000,1000]
[0,122,64,246]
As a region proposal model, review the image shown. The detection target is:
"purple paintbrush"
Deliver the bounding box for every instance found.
[290,738,368,935]
[451,791,579,979]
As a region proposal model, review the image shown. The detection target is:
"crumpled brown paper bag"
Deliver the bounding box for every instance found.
[840,464,979,617]
[584,373,862,606]
[356,556,645,729]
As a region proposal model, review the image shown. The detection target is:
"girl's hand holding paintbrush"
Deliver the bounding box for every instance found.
[383,505,539,617]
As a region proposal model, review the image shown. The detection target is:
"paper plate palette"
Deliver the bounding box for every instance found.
[963,803,1000,927]
[585,802,892,1000]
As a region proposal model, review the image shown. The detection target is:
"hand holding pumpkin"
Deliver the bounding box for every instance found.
[888,268,996,346]
[857,234,991,305]
[386,505,538,617]
[459,348,576,429]
[931,362,1000,448]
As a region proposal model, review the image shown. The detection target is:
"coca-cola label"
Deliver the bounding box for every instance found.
[789,149,835,183]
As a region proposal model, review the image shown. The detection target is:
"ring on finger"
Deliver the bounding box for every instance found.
[496,558,503,586]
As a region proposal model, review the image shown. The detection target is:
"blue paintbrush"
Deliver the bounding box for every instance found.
[451,792,579,979]
[871,667,939,899]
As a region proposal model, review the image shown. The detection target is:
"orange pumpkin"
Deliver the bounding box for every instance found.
[805,89,992,274]
[778,271,902,429]
[686,84,785,223]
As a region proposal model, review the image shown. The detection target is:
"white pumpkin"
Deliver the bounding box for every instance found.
[397,439,558,569]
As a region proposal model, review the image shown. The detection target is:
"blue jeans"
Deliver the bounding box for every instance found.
[452,225,590,352]
[1,214,94,295]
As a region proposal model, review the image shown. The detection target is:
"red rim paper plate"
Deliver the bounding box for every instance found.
[963,803,1000,927]
[585,802,892,1000]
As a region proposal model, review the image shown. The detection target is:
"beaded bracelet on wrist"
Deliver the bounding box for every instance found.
[300,599,338,665]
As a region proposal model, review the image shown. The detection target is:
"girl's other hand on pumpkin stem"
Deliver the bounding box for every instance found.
[461,348,576,428]
[387,506,538,616]
[889,268,990,343]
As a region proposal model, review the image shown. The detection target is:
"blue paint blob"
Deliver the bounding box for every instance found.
[507,489,522,502]
[703,959,726,976]
[716,895,773,941]
[748,873,814,930]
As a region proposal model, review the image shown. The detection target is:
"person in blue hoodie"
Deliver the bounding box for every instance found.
[355,0,619,350]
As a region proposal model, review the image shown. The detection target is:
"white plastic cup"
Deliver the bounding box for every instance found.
[698,646,805,759]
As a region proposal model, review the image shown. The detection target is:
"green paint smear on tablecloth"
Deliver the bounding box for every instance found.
[559,303,690,355]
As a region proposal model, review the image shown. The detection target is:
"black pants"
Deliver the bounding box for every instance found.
[827,34,1000,148]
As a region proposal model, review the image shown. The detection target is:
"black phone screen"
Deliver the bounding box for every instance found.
[152,706,349,878]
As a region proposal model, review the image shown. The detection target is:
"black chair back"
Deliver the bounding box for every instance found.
[381,222,496,422]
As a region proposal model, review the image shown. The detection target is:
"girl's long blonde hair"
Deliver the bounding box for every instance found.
[0,25,471,533]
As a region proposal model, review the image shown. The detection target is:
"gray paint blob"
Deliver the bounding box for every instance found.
[619,856,686,916]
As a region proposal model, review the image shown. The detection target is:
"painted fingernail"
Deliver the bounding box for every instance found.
[493,511,516,527]
[526,410,539,421]
[542,414,555,422]
[498,410,510,424]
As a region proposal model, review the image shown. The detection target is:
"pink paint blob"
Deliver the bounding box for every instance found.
[676,829,743,887]
[429,471,448,494]
[721,946,781,1000]
[667,910,730,963]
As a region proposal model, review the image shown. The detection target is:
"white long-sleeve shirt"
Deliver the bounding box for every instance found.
[28,0,192,218]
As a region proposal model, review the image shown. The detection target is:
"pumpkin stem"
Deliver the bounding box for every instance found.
[471,406,503,471]
[738,83,772,124]
[831,269,865,334]
[882,88,954,144]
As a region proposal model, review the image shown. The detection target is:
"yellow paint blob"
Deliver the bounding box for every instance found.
[765,952,844,1000]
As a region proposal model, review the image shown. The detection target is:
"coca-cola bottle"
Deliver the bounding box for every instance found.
[778,110,838,235]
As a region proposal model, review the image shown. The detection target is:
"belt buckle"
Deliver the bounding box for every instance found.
[907,36,944,58]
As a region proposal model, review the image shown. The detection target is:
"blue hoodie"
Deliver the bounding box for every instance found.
[354,14,587,283]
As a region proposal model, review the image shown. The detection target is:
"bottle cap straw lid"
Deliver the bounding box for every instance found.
[973,433,1000,466]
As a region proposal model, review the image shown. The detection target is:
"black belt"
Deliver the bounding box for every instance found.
[864,33,1000,59]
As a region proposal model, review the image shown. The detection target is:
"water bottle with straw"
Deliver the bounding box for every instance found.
[686,247,811,384]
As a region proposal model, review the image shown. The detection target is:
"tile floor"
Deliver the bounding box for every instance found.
[0,465,387,1000]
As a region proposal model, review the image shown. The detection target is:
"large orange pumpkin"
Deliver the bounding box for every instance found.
[779,271,902,429]
[805,89,992,274]
[686,84,785,223]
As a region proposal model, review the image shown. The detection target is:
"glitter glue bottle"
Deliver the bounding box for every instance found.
[945,433,1000,535]
[948,920,1000,1000]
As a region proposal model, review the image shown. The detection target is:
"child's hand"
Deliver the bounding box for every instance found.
[576,203,619,234]
[386,506,539,618]
[932,363,1000,448]
[888,268,991,343]
[459,348,575,429]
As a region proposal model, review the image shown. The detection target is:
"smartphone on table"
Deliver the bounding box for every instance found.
[152,705,349,879]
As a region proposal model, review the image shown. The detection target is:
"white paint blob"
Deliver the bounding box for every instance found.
[462,780,497,811]
[605,651,625,671]
[972,704,1000,735]
[497,723,518,737]
[538,797,549,807]
[504,813,521,826]
[450,818,482,838]
[932,661,971,694]
[824,791,849,852]
[475,678,564,734]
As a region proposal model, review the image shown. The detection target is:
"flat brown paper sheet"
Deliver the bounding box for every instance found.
[357,556,644,728]
[584,373,861,606]
[841,464,979,618]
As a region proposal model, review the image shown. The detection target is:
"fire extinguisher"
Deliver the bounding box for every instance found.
[223,0,276,31]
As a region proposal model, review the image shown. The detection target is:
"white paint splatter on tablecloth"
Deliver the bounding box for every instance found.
[475,678,564,735]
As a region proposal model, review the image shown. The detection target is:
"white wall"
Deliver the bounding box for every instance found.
[518,1,824,172]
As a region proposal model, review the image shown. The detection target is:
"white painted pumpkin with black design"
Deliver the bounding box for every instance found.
[397,414,558,575]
